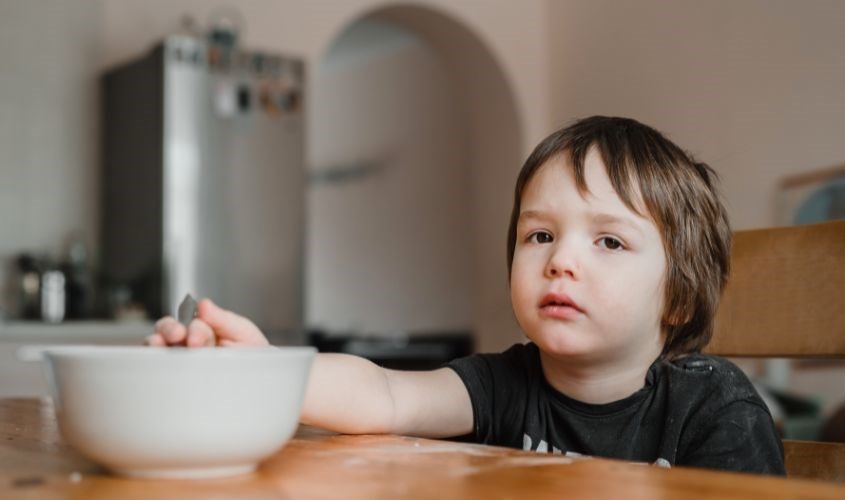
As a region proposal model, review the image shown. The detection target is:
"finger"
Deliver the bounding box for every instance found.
[145,334,166,347]
[186,319,216,348]
[154,316,177,332]
[155,316,188,345]
[197,298,266,344]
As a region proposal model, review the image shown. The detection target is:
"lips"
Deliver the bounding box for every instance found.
[540,293,584,313]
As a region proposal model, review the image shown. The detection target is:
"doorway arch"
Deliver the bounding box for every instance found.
[307,4,523,353]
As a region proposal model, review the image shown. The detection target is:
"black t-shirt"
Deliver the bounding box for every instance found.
[447,342,785,475]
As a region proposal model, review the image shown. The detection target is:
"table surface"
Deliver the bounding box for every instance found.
[2,398,844,499]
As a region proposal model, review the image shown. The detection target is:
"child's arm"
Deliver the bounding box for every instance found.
[302,354,473,437]
[147,299,474,438]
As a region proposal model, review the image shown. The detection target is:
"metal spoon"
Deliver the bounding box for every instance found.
[177,293,198,327]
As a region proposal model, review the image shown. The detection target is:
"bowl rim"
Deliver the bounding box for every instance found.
[19,345,316,362]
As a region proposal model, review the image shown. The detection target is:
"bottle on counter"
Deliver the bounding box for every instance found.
[40,265,66,323]
[61,233,94,319]
[16,254,42,320]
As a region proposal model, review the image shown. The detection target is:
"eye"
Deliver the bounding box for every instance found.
[597,236,624,251]
[528,231,554,244]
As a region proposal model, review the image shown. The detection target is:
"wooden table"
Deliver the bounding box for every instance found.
[2,398,844,499]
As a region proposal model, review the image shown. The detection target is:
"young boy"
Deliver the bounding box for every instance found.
[148,116,785,475]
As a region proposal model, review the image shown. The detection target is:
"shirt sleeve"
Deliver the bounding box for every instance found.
[679,398,786,475]
[446,343,533,446]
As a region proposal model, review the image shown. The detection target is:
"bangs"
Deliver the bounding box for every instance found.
[564,121,691,229]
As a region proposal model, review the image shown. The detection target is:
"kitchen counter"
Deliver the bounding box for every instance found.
[0,320,153,341]
[0,321,152,398]
[2,398,844,499]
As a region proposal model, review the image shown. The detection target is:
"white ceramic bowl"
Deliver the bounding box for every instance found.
[24,345,315,479]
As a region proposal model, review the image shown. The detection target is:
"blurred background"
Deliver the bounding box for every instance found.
[0,0,843,440]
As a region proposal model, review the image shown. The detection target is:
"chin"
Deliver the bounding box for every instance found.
[527,329,597,358]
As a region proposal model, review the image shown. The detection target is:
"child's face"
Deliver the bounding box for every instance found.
[510,149,667,366]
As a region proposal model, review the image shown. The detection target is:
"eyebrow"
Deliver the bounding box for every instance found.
[518,210,548,221]
[518,210,645,235]
[590,213,645,236]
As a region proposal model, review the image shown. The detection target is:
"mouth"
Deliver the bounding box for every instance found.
[539,293,584,318]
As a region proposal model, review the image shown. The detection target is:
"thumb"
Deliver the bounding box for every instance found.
[196,298,269,346]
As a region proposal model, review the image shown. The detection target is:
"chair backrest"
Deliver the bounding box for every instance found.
[707,220,845,481]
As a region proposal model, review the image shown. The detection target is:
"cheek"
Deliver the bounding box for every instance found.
[509,269,528,308]
[593,288,631,319]
[596,266,665,320]
[509,258,535,313]
[645,254,669,316]
[629,268,667,325]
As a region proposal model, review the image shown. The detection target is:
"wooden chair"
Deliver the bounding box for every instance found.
[707,220,845,482]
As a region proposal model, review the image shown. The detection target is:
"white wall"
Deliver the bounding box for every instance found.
[548,0,845,230]
[307,20,473,335]
[0,0,100,312]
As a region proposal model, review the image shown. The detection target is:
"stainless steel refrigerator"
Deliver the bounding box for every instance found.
[101,35,305,344]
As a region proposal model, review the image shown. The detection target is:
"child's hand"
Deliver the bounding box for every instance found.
[145,298,270,348]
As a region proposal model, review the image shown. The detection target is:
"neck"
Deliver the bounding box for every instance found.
[538,347,662,405]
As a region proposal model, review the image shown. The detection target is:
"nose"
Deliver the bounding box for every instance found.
[544,240,579,280]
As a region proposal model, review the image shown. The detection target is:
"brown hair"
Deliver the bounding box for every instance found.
[507,116,731,359]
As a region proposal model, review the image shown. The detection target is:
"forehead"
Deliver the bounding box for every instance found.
[520,150,655,228]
